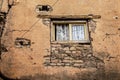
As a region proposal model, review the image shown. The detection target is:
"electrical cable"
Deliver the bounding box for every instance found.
[51,0,59,7]
[21,18,40,37]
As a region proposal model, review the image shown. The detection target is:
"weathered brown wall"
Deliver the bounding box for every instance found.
[0,0,120,79]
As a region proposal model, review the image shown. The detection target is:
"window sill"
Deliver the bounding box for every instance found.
[51,40,90,44]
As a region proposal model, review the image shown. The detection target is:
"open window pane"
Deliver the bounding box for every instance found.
[72,24,85,40]
[55,24,69,41]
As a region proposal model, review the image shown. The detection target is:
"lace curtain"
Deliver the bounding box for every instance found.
[56,24,85,41]
[56,24,69,41]
[72,25,85,40]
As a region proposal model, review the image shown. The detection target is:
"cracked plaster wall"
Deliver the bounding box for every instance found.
[0,0,120,79]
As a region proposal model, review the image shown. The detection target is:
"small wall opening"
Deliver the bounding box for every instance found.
[15,37,31,48]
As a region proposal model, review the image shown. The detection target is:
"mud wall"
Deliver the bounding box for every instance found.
[0,0,120,80]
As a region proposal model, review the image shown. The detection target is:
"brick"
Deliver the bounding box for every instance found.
[70,47,76,50]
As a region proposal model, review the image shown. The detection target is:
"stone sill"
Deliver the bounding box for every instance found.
[51,40,91,44]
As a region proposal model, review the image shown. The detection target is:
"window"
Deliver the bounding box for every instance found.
[51,20,90,43]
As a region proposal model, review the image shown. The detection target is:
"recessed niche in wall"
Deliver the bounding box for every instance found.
[15,38,31,48]
[36,5,52,15]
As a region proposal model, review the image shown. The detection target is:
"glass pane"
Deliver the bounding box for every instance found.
[55,24,69,41]
[72,24,85,40]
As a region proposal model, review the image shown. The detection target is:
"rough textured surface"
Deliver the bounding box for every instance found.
[44,43,103,68]
[0,0,120,80]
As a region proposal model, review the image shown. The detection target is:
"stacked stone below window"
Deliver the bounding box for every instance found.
[44,43,101,68]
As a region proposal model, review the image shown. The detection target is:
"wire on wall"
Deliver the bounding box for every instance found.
[21,18,40,38]
[51,0,59,7]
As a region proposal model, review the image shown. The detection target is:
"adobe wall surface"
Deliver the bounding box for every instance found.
[0,0,120,80]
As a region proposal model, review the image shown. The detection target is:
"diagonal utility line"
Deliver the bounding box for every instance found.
[52,0,60,7]
[21,18,40,37]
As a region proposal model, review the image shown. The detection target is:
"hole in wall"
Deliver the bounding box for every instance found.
[36,5,53,13]
[15,37,31,48]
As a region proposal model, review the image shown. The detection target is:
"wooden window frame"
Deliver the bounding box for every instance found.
[51,20,90,43]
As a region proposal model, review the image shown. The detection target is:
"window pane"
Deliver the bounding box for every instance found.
[72,24,85,40]
[55,24,69,41]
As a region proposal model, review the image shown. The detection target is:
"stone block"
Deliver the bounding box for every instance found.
[65,50,71,53]
[76,51,82,54]
[52,47,56,50]
[56,63,62,66]
[0,0,8,13]
[50,63,57,66]
[63,59,70,63]
[65,63,71,66]
[73,63,82,67]
[63,47,69,50]
[51,44,61,47]
[51,59,59,63]
[73,44,79,47]
[54,51,59,54]
[84,45,91,48]
[70,47,76,50]
[64,57,71,60]
[72,51,76,53]
[76,47,82,50]
[74,60,84,63]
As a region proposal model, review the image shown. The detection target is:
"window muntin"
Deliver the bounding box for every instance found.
[51,20,89,43]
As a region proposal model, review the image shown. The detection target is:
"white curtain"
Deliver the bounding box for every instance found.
[72,25,85,40]
[56,24,69,41]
